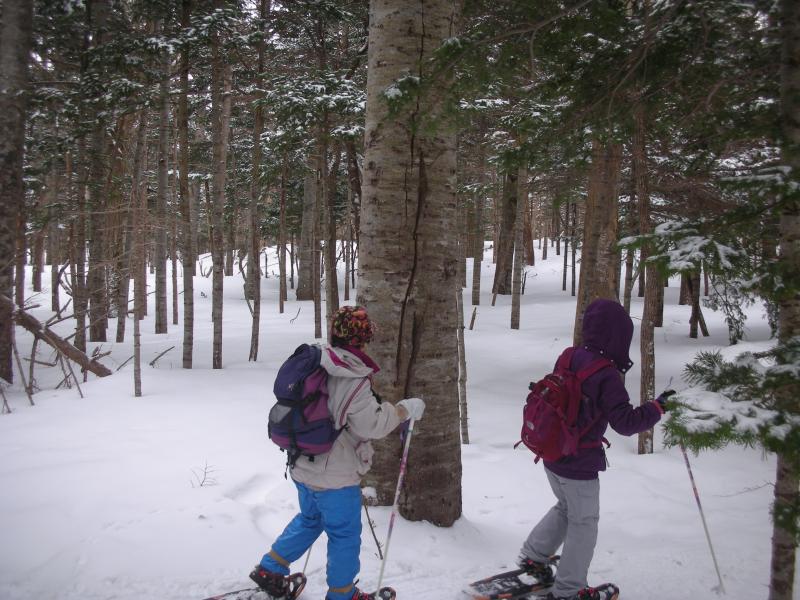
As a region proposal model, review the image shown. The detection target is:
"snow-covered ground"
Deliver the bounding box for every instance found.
[0,245,788,600]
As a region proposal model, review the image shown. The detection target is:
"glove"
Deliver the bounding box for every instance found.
[397,397,426,421]
[656,389,677,412]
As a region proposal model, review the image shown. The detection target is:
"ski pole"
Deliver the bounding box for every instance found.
[376,417,416,592]
[680,444,726,594]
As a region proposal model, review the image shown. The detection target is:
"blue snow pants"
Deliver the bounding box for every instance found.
[260,481,362,600]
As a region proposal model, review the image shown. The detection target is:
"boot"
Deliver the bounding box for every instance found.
[249,566,306,600]
[517,556,555,586]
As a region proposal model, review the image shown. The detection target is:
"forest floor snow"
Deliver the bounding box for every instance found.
[0,246,791,600]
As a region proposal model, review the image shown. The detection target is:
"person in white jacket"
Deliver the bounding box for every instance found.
[250,305,425,600]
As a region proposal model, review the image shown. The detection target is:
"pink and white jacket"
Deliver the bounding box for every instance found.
[289,344,403,490]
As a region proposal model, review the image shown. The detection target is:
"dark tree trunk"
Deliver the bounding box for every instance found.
[769,3,800,598]
[178,0,194,368]
[574,140,622,345]
[155,18,170,335]
[492,171,517,297]
[0,0,33,382]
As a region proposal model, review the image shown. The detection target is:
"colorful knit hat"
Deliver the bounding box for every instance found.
[331,305,375,348]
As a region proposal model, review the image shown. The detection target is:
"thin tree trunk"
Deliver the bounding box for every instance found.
[117,111,148,343]
[511,165,526,330]
[632,100,656,454]
[210,7,232,370]
[571,201,577,296]
[279,158,288,313]
[324,142,341,327]
[155,19,170,335]
[344,182,352,302]
[74,142,89,350]
[313,147,323,340]
[15,206,25,307]
[297,167,316,300]
[471,192,484,306]
[689,269,701,338]
[562,200,570,292]
[492,171,517,296]
[248,0,269,361]
[456,287,469,444]
[178,0,193,368]
[49,165,61,313]
[541,200,548,261]
[32,198,44,293]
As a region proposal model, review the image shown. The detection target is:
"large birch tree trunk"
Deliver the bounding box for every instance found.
[0,0,32,382]
[358,0,462,526]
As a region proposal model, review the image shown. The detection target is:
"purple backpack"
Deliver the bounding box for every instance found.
[268,344,342,468]
[518,347,613,462]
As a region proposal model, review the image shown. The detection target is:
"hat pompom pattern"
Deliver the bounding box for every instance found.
[331,305,375,347]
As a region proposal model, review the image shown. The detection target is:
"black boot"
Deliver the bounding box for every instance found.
[249,566,308,600]
[517,556,555,586]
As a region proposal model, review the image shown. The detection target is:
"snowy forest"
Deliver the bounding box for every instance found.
[1,1,799,600]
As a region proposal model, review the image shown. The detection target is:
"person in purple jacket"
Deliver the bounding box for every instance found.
[518,299,674,600]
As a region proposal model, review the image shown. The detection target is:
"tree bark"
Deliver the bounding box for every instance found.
[296,167,316,301]
[0,0,33,382]
[573,140,622,345]
[456,287,469,444]
[358,0,462,526]
[248,0,269,362]
[154,17,170,335]
[178,0,194,368]
[117,111,148,343]
[769,2,800,598]
[632,100,657,454]
[471,121,487,306]
[48,166,61,313]
[492,171,517,296]
[86,0,110,344]
[511,165,527,330]
[279,158,288,313]
[210,3,232,369]
[324,141,341,331]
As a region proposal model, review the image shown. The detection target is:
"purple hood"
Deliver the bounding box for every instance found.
[581,299,634,373]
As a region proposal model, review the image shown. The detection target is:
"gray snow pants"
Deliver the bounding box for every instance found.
[520,467,600,598]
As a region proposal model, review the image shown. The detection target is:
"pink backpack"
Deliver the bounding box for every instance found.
[518,347,614,462]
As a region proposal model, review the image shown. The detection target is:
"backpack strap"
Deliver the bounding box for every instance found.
[574,356,615,450]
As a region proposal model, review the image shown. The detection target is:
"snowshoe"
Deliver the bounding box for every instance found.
[349,587,396,600]
[466,555,560,600]
[537,583,619,600]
